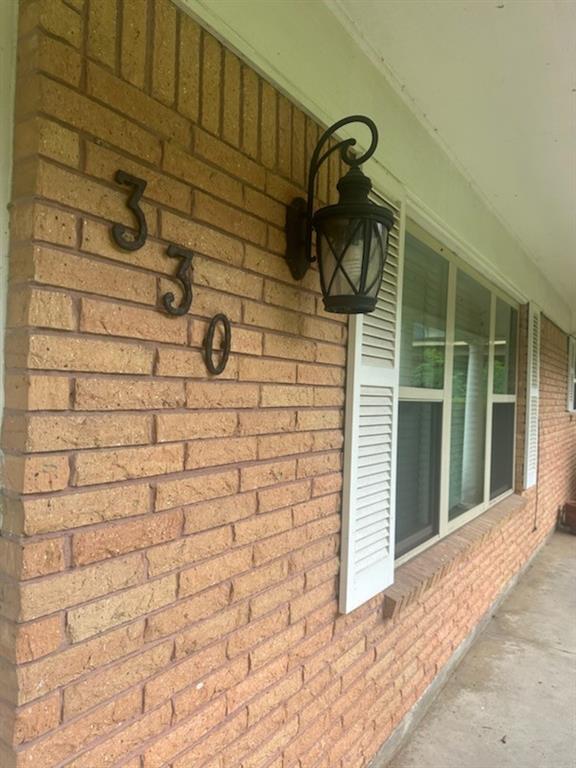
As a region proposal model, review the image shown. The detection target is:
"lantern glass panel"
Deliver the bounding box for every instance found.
[316,216,387,312]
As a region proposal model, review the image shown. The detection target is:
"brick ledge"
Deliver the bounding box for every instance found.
[383,494,529,619]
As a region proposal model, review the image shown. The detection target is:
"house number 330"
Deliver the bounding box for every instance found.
[111,169,232,375]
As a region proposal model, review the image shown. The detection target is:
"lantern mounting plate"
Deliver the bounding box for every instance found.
[285,197,308,280]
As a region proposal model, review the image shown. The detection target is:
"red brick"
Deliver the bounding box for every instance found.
[258,479,312,513]
[120,0,148,89]
[63,641,172,718]
[250,575,305,620]
[174,603,249,659]
[21,484,150,535]
[242,65,259,158]
[151,0,177,105]
[72,510,182,565]
[161,209,244,266]
[145,583,231,642]
[3,453,69,494]
[250,621,305,671]
[231,558,290,602]
[248,668,302,725]
[41,76,161,163]
[240,459,297,491]
[142,697,226,768]
[144,641,226,710]
[74,377,185,411]
[67,574,177,642]
[201,33,222,134]
[183,492,257,534]
[13,692,61,745]
[185,381,260,408]
[179,547,253,597]
[87,0,117,67]
[238,409,297,436]
[155,468,239,511]
[19,622,145,703]
[25,334,154,374]
[146,525,234,577]
[74,443,184,486]
[20,554,145,621]
[22,412,152,451]
[195,127,265,188]
[20,538,66,579]
[186,436,258,470]
[178,14,201,120]
[34,246,156,305]
[87,62,188,145]
[14,615,64,663]
[4,373,70,411]
[173,654,249,722]
[234,508,293,546]
[67,704,172,768]
[17,690,141,767]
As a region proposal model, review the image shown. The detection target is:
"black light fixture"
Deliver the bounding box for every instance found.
[285,115,394,314]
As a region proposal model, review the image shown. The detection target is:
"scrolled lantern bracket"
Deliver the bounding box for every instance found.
[285,115,394,314]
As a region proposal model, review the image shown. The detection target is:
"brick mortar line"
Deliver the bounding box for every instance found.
[13,555,340,712]
[0,466,341,506]
[10,518,339,617]
[32,66,305,192]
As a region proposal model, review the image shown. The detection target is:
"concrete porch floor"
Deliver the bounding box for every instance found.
[387,531,576,768]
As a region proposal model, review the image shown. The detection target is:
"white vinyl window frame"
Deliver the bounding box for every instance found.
[396,221,519,566]
[568,336,576,412]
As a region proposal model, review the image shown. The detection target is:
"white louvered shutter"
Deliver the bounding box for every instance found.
[523,304,540,489]
[340,190,403,614]
[568,337,576,412]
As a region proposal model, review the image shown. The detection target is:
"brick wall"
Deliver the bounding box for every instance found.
[0,1,574,767]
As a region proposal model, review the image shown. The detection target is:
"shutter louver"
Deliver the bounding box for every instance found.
[523,304,540,489]
[340,191,403,614]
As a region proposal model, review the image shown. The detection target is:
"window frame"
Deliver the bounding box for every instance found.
[568,336,576,412]
[396,220,519,566]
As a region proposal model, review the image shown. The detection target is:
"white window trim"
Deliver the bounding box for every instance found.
[568,336,576,412]
[396,220,519,566]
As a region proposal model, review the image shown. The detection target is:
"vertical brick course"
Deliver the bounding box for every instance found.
[1,1,574,767]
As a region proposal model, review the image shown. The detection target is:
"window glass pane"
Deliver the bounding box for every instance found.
[490,403,515,499]
[395,401,442,557]
[449,271,490,520]
[494,299,517,394]
[400,233,449,389]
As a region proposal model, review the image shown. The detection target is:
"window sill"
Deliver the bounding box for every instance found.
[383,493,529,619]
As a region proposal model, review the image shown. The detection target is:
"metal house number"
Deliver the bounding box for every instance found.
[111,168,232,375]
[204,314,232,375]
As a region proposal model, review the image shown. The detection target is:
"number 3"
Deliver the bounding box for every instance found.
[112,170,148,251]
[163,245,193,316]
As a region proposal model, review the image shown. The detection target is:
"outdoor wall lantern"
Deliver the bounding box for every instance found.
[285,115,394,314]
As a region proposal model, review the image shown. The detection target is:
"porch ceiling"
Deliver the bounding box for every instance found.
[326,0,576,314]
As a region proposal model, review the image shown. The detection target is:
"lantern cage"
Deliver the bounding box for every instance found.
[285,115,395,315]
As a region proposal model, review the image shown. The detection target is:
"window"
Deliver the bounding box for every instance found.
[395,223,518,559]
[396,232,448,555]
[339,193,521,614]
[491,299,518,499]
[568,337,576,412]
